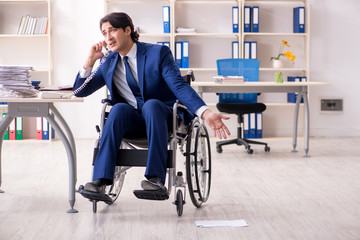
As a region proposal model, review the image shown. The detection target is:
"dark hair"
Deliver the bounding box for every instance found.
[100,12,139,42]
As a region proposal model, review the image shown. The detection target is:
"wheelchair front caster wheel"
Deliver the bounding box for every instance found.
[175,190,184,216]
[265,146,270,152]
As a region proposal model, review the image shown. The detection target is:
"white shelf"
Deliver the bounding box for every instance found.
[0,0,48,2]
[175,33,238,37]
[243,32,307,37]
[0,34,49,38]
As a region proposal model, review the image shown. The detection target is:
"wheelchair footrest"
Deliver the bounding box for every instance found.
[78,185,113,204]
[133,189,169,201]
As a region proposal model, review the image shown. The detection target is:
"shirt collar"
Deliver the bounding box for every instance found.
[120,43,137,60]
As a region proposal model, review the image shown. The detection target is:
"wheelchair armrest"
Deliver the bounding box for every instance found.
[101,98,113,105]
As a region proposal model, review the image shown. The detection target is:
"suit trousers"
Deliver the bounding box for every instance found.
[93,99,173,184]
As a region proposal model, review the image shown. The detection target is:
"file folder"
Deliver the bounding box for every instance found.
[251,6,259,32]
[162,6,170,33]
[9,118,16,140]
[175,41,182,68]
[182,41,189,68]
[250,41,257,59]
[36,117,42,140]
[16,117,23,140]
[249,113,256,138]
[232,6,239,33]
[243,114,249,139]
[42,117,49,140]
[243,41,251,59]
[293,7,305,33]
[244,6,251,32]
[256,112,263,138]
[2,113,9,140]
[232,41,239,58]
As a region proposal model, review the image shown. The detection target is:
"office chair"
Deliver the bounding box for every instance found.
[215,59,270,154]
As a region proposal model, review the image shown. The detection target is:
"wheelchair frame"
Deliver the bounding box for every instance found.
[80,72,212,216]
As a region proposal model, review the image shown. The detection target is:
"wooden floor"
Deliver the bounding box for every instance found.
[0,137,359,240]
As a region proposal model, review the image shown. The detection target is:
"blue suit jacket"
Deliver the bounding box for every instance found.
[73,42,206,122]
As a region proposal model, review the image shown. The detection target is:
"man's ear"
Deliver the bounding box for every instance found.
[125,26,132,35]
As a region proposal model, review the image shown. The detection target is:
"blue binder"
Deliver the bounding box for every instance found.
[163,6,170,33]
[249,113,256,138]
[175,41,182,68]
[287,76,304,103]
[181,41,189,68]
[232,6,239,33]
[293,7,305,33]
[243,41,251,59]
[232,41,239,58]
[250,41,257,59]
[256,112,263,138]
[42,117,49,140]
[244,6,251,32]
[251,6,259,32]
[243,114,250,139]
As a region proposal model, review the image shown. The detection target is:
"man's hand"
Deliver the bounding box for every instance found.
[201,109,230,139]
[83,41,107,69]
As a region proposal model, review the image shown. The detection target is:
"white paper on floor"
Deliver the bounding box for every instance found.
[195,219,248,228]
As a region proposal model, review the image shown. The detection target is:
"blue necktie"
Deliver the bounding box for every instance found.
[123,56,144,110]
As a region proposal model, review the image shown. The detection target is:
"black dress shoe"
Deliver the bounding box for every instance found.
[84,179,110,194]
[141,177,166,192]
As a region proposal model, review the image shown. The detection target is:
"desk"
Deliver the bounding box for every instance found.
[0,97,83,213]
[191,81,330,157]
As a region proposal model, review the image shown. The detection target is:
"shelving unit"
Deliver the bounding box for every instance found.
[104,0,310,137]
[0,0,52,85]
[0,0,52,139]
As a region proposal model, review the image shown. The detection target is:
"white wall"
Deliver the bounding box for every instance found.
[51,0,360,139]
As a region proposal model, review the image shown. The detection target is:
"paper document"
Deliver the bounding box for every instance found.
[213,75,244,83]
[195,219,248,228]
[176,27,196,33]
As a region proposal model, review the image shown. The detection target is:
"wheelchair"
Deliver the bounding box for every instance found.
[78,71,212,216]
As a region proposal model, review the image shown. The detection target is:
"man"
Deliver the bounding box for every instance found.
[73,12,230,195]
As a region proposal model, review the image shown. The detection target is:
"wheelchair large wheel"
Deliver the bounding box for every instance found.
[186,121,211,208]
[105,166,126,204]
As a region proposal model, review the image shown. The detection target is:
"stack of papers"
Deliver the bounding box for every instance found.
[213,75,244,83]
[0,65,37,98]
[176,27,196,33]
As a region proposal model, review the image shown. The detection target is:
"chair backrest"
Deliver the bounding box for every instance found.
[216,59,260,103]
[216,58,259,82]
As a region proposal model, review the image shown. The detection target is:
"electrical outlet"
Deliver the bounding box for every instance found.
[321,99,343,111]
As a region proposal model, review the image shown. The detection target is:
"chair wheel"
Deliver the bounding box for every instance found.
[265,146,270,152]
[216,146,222,153]
[247,148,253,154]
[175,190,184,216]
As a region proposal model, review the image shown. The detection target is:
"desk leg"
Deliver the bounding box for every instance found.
[302,89,310,158]
[0,115,14,193]
[45,113,78,213]
[49,104,77,169]
[292,92,302,153]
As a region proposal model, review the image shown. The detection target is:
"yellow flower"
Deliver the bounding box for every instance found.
[270,40,296,62]
[283,51,295,61]
[282,40,289,47]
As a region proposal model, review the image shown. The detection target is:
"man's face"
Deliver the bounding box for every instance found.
[101,21,132,54]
